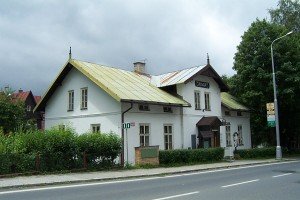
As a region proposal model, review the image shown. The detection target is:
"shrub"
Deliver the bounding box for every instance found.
[76,132,122,168]
[234,147,276,159]
[159,148,224,165]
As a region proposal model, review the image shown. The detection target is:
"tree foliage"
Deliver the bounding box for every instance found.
[228,0,300,147]
[0,92,26,134]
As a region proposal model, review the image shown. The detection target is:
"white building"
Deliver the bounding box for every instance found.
[35,58,251,164]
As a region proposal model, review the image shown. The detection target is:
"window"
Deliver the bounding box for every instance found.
[26,105,31,112]
[139,104,150,111]
[238,125,243,145]
[91,124,101,133]
[225,111,231,116]
[194,90,200,110]
[163,106,172,113]
[58,124,65,131]
[237,111,242,116]
[164,125,173,150]
[139,124,150,147]
[226,125,231,147]
[81,88,88,109]
[68,90,74,111]
[204,92,211,110]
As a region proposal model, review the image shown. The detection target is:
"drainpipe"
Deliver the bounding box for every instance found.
[180,107,184,148]
[121,102,133,166]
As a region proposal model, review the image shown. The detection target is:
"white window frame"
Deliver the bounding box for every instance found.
[26,105,31,112]
[80,87,88,110]
[194,90,201,110]
[238,125,243,145]
[164,124,173,150]
[226,125,231,147]
[204,92,211,111]
[68,90,74,111]
[139,104,150,111]
[139,124,150,147]
[91,124,101,133]
[163,106,172,113]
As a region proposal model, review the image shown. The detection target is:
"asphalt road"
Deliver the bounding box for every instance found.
[1,161,299,200]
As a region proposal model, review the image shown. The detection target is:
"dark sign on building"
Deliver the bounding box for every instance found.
[195,80,210,88]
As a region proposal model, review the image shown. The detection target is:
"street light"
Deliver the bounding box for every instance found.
[271,30,293,160]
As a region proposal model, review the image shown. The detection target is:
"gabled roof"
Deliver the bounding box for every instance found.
[196,116,222,127]
[12,91,31,101]
[152,64,229,92]
[35,59,190,112]
[221,92,249,111]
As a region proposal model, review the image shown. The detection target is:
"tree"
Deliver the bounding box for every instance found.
[269,0,300,32]
[229,0,300,147]
[0,90,26,134]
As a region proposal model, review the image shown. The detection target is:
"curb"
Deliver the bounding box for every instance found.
[0,159,297,191]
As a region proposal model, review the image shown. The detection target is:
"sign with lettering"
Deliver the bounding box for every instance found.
[195,81,210,88]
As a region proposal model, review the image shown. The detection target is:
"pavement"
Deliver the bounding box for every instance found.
[0,158,297,190]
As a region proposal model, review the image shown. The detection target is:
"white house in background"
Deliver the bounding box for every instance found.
[35,57,251,164]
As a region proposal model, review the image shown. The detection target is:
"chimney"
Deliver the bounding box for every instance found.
[19,89,23,93]
[133,62,146,74]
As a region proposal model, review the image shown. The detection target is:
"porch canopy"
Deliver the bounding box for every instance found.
[196,116,221,127]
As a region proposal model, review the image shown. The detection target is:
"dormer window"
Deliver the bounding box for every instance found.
[163,106,172,113]
[139,104,150,111]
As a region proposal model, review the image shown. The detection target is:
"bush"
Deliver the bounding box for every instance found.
[159,148,224,165]
[0,129,122,174]
[234,147,277,159]
[77,132,122,168]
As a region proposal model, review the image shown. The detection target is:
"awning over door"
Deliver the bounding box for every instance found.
[196,116,221,127]
[200,131,214,138]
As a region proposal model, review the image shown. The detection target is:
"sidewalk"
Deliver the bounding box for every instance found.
[0,158,297,189]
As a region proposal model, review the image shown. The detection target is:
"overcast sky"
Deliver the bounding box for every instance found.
[0,0,278,95]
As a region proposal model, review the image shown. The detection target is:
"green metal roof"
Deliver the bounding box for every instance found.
[221,92,249,111]
[35,59,190,112]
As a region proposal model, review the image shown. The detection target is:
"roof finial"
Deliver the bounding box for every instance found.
[207,53,210,65]
[69,46,72,60]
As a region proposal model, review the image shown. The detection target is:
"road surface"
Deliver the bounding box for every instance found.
[0,161,299,200]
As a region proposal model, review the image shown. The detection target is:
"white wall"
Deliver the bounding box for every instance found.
[176,75,222,148]
[221,106,251,151]
[45,68,121,134]
[122,102,182,164]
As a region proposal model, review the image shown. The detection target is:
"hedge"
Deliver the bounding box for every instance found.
[159,148,224,165]
[234,147,291,159]
[0,129,122,174]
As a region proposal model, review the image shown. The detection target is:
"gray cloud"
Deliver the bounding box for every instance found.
[0,0,277,95]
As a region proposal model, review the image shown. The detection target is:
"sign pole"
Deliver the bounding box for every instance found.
[126,128,128,166]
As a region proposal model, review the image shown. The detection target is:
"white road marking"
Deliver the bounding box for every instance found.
[221,179,259,188]
[152,191,199,200]
[0,160,298,195]
[272,173,293,178]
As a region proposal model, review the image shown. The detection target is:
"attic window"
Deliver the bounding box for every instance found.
[163,106,172,113]
[225,111,231,116]
[139,104,150,111]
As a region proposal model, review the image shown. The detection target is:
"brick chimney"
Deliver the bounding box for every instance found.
[133,62,146,74]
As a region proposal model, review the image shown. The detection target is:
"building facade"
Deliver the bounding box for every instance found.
[35,58,251,164]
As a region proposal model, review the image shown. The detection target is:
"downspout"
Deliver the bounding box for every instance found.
[180,106,184,148]
[121,102,133,166]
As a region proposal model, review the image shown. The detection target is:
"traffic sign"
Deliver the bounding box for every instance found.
[267,115,275,127]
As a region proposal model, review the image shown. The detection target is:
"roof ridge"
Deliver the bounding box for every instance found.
[154,65,205,76]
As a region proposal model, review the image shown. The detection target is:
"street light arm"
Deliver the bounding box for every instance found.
[271,31,293,46]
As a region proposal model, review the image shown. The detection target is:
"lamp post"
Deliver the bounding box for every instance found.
[271,31,293,160]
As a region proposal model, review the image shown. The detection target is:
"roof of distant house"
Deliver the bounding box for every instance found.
[221,92,249,111]
[12,91,31,102]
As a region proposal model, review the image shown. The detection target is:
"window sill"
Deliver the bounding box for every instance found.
[67,109,74,112]
[81,108,88,110]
